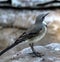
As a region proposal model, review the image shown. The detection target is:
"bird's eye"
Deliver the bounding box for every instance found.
[40,28,43,32]
[40,28,42,30]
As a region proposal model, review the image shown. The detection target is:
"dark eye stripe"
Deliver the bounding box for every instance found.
[40,28,42,30]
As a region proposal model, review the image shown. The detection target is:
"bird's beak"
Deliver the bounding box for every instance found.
[42,13,49,27]
[43,13,49,18]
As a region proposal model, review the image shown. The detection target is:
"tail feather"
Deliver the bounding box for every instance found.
[0,36,26,56]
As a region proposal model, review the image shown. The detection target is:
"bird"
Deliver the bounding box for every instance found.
[0,13,48,56]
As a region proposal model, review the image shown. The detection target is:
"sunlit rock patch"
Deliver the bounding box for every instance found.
[44,10,60,42]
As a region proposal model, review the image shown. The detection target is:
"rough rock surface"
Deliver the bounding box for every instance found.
[1,44,60,62]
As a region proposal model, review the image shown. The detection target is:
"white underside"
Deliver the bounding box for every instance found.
[25,26,47,44]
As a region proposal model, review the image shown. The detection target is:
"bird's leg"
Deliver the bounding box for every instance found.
[29,43,44,57]
[29,43,35,54]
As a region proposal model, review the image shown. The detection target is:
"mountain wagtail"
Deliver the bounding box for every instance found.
[0,13,48,57]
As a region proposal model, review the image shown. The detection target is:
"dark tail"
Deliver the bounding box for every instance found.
[0,42,17,56]
[0,36,26,56]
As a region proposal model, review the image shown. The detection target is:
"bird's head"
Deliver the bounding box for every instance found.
[35,13,49,24]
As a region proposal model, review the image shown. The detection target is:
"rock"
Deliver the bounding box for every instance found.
[2,45,60,62]
[0,11,15,27]
[45,43,60,57]
[45,43,60,51]
[1,46,49,62]
[12,0,55,7]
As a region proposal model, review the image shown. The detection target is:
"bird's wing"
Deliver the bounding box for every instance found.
[14,24,36,43]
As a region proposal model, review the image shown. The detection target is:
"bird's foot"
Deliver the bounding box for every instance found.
[29,52,44,57]
[29,43,44,57]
